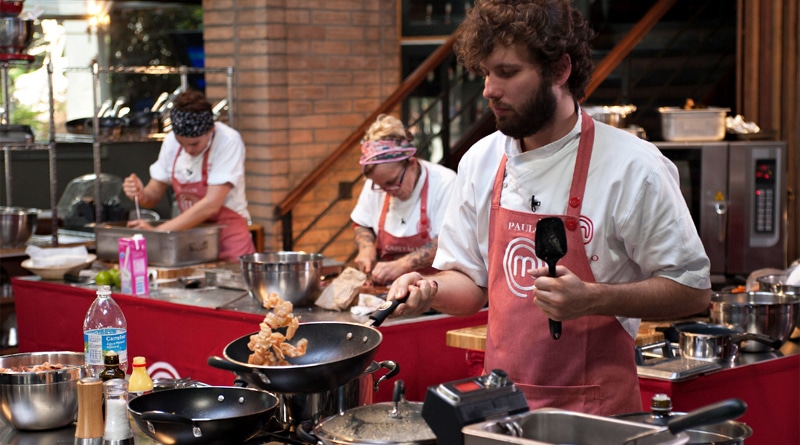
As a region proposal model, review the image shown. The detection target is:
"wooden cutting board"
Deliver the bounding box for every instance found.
[446,323,666,351]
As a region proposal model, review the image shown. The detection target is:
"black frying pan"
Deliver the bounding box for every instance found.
[127,386,278,445]
[208,299,401,394]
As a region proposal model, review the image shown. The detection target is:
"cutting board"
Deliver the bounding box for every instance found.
[447,324,666,351]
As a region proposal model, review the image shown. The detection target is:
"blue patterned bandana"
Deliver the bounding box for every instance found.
[171,109,215,137]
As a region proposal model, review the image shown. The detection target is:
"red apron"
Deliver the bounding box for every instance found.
[485,110,642,416]
[171,145,255,262]
[375,166,435,274]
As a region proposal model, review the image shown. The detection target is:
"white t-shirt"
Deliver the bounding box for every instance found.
[350,160,456,239]
[434,111,711,337]
[149,122,251,222]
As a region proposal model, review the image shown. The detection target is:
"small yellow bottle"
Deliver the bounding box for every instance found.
[127,356,154,399]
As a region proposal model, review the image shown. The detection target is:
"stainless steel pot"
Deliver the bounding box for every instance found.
[710,291,800,352]
[274,359,399,427]
[0,207,38,248]
[674,322,782,362]
[299,380,437,445]
[583,104,637,127]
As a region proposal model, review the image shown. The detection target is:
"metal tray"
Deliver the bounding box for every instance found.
[463,409,689,445]
[94,222,222,266]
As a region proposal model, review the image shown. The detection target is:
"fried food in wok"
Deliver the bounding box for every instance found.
[247,292,308,365]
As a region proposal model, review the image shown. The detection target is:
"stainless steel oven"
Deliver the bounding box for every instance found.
[655,141,787,285]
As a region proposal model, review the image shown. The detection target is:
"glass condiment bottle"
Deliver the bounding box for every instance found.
[127,356,154,399]
[98,351,125,382]
[84,285,128,376]
[102,379,134,444]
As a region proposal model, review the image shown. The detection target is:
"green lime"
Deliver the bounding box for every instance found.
[110,269,121,288]
[95,270,113,286]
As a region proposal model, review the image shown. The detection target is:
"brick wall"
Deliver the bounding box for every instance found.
[203,0,401,259]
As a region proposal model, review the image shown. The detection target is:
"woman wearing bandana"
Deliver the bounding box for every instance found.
[122,90,255,261]
[350,114,456,285]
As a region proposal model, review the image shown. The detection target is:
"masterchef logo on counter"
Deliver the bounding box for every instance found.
[503,237,542,298]
[148,361,181,380]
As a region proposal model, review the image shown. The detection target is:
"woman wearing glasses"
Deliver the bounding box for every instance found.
[350,114,456,285]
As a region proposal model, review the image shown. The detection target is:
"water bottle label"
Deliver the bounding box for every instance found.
[84,328,128,366]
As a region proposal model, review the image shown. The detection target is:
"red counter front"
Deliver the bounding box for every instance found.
[11,277,487,402]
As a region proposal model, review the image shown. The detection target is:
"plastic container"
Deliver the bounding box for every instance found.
[83,285,128,376]
[658,107,730,142]
[128,356,154,399]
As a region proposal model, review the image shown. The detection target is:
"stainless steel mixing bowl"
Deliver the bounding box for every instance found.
[0,207,38,248]
[711,291,800,352]
[240,251,324,307]
[0,18,34,55]
[0,351,87,430]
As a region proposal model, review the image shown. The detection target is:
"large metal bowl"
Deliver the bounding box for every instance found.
[710,291,800,352]
[0,18,34,55]
[0,207,38,248]
[240,251,324,307]
[0,351,87,430]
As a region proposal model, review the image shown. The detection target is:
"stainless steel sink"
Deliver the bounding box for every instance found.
[462,408,689,445]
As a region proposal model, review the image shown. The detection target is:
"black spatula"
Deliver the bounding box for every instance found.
[535,217,568,340]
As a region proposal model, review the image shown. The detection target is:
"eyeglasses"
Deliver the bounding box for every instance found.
[371,162,408,192]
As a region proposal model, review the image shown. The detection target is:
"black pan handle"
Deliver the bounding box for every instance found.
[735,332,784,350]
[295,421,321,444]
[368,293,405,327]
[666,398,746,435]
[373,360,400,392]
[207,356,250,373]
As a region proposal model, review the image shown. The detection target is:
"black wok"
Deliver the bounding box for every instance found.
[127,386,278,445]
[208,298,401,394]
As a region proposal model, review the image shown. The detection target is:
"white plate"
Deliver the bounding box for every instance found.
[21,254,97,280]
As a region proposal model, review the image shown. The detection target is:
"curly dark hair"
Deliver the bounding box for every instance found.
[172,89,212,113]
[454,0,596,100]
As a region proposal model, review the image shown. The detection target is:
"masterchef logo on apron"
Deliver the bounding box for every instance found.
[503,237,543,298]
[502,217,595,298]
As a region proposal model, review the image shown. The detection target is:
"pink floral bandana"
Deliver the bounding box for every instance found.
[359,139,417,167]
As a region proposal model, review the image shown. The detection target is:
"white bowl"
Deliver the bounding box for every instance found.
[21,254,97,280]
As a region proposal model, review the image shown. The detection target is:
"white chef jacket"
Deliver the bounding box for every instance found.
[351,159,456,240]
[433,111,711,338]
[149,121,251,222]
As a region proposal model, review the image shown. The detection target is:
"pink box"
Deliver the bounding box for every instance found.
[118,235,149,296]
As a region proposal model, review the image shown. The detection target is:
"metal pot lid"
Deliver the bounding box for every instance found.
[616,412,753,444]
[314,381,436,445]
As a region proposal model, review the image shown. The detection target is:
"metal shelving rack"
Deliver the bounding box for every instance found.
[1,60,58,246]
[71,64,235,224]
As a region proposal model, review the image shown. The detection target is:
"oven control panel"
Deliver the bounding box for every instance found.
[754,159,776,233]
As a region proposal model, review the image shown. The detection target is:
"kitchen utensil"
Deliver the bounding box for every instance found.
[273,359,399,428]
[0,124,33,143]
[671,321,783,362]
[134,194,141,221]
[622,399,747,445]
[0,351,87,430]
[127,386,279,445]
[463,408,691,445]
[21,254,97,280]
[616,394,753,445]
[710,291,800,352]
[93,221,222,266]
[0,17,33,54]
[0,206,38,248]
[583,104,637,128]
[300,380,437,445]
[207,298,402,394]
[86,116,126,140]
[108,96,126,117]
[240,251,325,307]
[535,217,567,340]
[150,91,169,113]
[658,107,730,142]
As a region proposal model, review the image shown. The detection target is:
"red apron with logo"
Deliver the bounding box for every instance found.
[375,167,436,274]
[171,146,255,262]
[484,111,641,416]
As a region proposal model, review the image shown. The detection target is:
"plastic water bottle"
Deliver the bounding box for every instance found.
[83,285,128,376]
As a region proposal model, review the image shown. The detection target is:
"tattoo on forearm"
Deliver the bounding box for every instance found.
[406,238,438,270]
[354,226,377,250]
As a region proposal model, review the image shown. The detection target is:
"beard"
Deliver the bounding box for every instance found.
[492,79,557,139]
